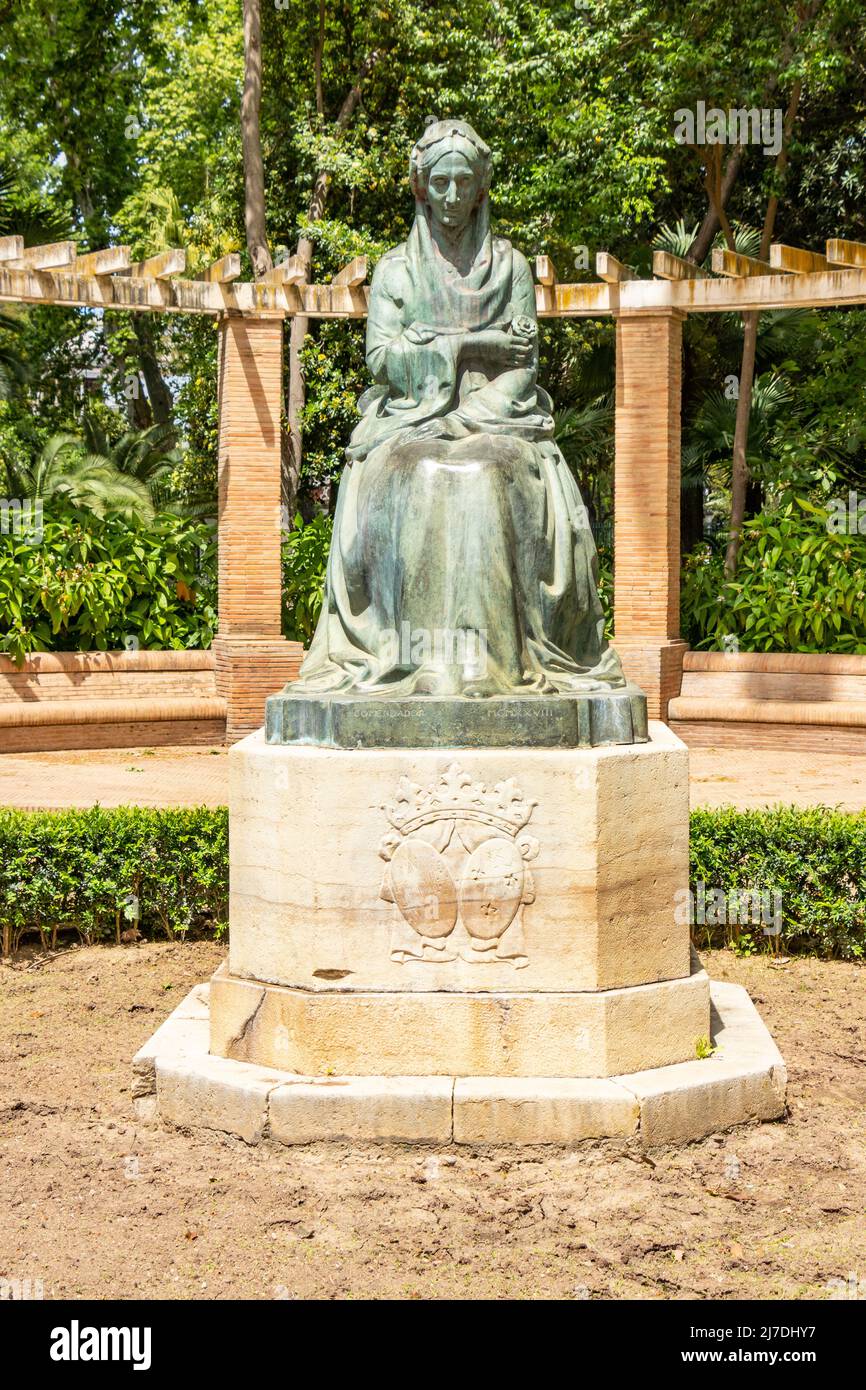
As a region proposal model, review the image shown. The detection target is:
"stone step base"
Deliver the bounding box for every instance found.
[208,959,711,1079]
[132,980,787,1149]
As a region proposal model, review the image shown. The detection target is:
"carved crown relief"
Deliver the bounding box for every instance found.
[378,763,539,967]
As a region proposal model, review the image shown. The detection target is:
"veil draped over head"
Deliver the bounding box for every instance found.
[403,120,511,335]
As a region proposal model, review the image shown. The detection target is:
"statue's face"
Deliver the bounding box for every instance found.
[425,152,480,232]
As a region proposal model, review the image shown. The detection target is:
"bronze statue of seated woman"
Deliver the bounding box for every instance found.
[268,120,645,748]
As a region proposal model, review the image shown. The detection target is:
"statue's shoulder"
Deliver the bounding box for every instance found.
[508,244,532,281]
[371,244,409,290]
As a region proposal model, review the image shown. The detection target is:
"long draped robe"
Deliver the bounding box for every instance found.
[294,196,625,697]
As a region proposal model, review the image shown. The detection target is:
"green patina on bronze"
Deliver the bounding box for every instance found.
[267,685,647,750]
[268,119,646,749]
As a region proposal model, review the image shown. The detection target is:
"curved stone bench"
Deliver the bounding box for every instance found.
[668,651,866,752]
[0,651,227,751]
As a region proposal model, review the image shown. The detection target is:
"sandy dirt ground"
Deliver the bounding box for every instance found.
[3,743,866,811]
[0,940,864,1301]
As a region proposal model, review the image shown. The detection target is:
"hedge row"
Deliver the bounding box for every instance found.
[0,804,864,960]
[689,805,866,959]
[0,806,228,956]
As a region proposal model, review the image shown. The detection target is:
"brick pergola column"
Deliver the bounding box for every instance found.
[613,308,688,720]
[212,313,302,742]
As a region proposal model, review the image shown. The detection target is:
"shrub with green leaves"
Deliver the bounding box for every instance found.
[281,512,332,645]
[0,503,217,665]
[0,806,228,956]
[0,803,863,961]
[596,541,613,640]
[682,500,866,653]
[690,806,866,959]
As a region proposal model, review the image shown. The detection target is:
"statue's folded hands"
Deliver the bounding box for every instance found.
[459,327,534,368]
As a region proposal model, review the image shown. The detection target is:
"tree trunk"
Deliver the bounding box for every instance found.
[724,77,802,578]
[133,316,173,427]
[127,377,152,430]
[285,42,380,521]
[686,146,743,264]
[725,310,760,577]
[241,0,273,279]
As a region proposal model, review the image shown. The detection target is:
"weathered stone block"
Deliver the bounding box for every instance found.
[227,722,690,997]
[453,1077,638,1144]
[269,1076,453,1144]
[209,958,710,1078]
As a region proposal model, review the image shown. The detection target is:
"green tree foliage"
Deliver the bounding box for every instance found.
[281,511,332,644]
[0,504,216,664]
[682,501,866,652]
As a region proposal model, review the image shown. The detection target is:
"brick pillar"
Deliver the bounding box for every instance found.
[613,309,688,720]
[212,313,303,742]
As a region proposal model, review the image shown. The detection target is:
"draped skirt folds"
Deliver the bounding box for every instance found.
[296,432,624,697]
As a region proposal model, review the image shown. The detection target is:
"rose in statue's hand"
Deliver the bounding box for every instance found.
[510,314,536,342]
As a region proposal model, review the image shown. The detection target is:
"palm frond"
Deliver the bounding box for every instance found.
[652,219,701,259]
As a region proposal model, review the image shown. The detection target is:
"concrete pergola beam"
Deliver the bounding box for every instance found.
[596,252,637,283]
[8,260,866,318]
[196,253,242,284]
[826,237,866,269]
[769,243,828,274]
[73,246,133,277]
[5,240,77,271]
[0,235,25,261]
[652,250,706,280]
[711,248,784,278]
[126,249,187,279]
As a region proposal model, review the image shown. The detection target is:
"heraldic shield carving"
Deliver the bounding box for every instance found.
[378,763,539,966]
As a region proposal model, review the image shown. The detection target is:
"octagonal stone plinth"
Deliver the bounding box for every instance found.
[227,722,691,998]
[209,957,709,1079]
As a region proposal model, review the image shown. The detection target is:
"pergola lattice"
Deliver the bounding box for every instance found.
[2,232,865,737]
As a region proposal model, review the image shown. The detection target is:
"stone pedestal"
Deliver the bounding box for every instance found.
[133,720,787,1146]
[211,722,711,1077]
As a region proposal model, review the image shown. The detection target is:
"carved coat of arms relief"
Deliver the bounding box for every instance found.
[378,763,539,967]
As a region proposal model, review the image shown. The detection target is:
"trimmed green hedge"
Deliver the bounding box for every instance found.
[0,804,863,960]
[690,806,865,959]
[0,806,228,956]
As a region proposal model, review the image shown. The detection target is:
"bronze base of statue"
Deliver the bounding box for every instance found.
[265,682,648,749]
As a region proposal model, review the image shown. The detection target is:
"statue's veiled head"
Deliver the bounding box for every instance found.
[410,120,492,235]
